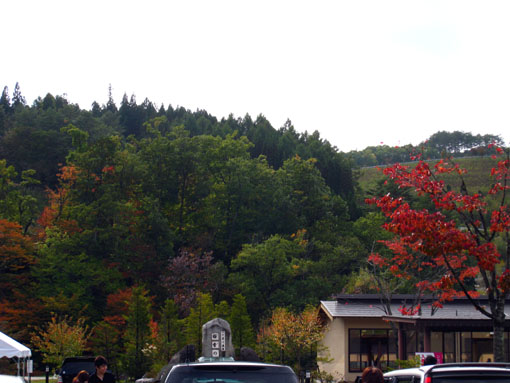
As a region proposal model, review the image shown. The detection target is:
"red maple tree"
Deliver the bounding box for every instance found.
[36,165,80,237]
[367,146,510,361]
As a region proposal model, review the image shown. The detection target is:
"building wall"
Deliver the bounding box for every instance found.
[319,317,392,382]
[319,317,345,381]
[319,314,509,382]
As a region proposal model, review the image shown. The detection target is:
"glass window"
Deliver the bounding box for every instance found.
[444,332,455,363]
[431,332,442,353]
[395,377,420,383]
[349,329,391,372]
[349,329,361,372]
[460,332,472,362]
[471,331,493,362]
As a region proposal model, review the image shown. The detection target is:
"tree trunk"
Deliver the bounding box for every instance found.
[493,318,505,362]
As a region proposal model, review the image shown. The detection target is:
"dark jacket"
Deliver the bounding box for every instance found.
[89,372,115,383]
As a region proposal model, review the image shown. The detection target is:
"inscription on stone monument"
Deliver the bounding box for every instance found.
[202,318,234,359]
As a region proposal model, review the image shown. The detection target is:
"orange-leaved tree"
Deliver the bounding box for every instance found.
[36,165,79,236]
[367,146,510,361]
[260,306,325,371]
[0,219,34,298]
[31,315,89,368]
[0,218,40,339]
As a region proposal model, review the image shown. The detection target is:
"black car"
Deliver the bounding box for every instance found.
[57,357,96,383]
[164,361,298,383]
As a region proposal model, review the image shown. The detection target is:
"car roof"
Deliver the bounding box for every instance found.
[0,375,25,383]
[162,360,297,383]
[62,357,95,362]
[384,366,431,377]
[385,363,510,377]
[169,361,296,374]
[428,363,510,372]
[172,361,293,368]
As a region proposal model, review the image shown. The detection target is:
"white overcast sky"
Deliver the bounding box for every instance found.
[3,0,510,152]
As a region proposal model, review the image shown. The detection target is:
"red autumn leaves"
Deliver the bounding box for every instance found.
[367,147,510,312]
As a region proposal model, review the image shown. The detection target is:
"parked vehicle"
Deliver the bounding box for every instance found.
[384,363,510,383]
[163,360,298,383]
[57,357,96,383]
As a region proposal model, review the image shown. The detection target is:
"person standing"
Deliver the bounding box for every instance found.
[89,356,115,383]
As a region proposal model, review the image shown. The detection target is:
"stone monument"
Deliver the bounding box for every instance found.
[201,318,234,360]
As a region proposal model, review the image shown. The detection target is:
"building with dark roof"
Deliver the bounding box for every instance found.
[318,294,510,382]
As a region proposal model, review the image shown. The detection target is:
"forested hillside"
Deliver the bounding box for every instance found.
[0,84,504,376]
[347,131,503,167]
[0,85,369,373]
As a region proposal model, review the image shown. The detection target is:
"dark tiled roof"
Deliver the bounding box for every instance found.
[320,295,510,321]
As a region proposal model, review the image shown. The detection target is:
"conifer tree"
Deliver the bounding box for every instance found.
[215,300,230,320]
[124,286,152,379]
[11,82,25,109]
[158,299,181,362]
[229,294,255,353]
[184,293,216,354]
[0,86,11,113]
[106,84,117,113]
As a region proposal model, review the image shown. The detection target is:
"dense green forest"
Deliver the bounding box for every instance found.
[0,83,504,377]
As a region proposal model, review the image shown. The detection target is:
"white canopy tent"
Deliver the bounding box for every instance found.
[0,331,32,377]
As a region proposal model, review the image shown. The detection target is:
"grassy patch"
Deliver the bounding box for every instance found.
[356,156,498,195]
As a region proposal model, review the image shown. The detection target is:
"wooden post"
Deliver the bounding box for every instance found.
[398,324,405,360]
[424,327,431,352]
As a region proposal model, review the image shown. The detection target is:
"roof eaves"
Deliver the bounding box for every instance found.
[319,301,334,321]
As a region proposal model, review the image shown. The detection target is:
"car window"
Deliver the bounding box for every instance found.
[61,361,95,374]
[395,375,421,383]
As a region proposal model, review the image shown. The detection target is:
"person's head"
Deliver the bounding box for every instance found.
[423,355,437,365]
[361,367,384,383]
[73,370,89,383]
[94,355,108,374]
